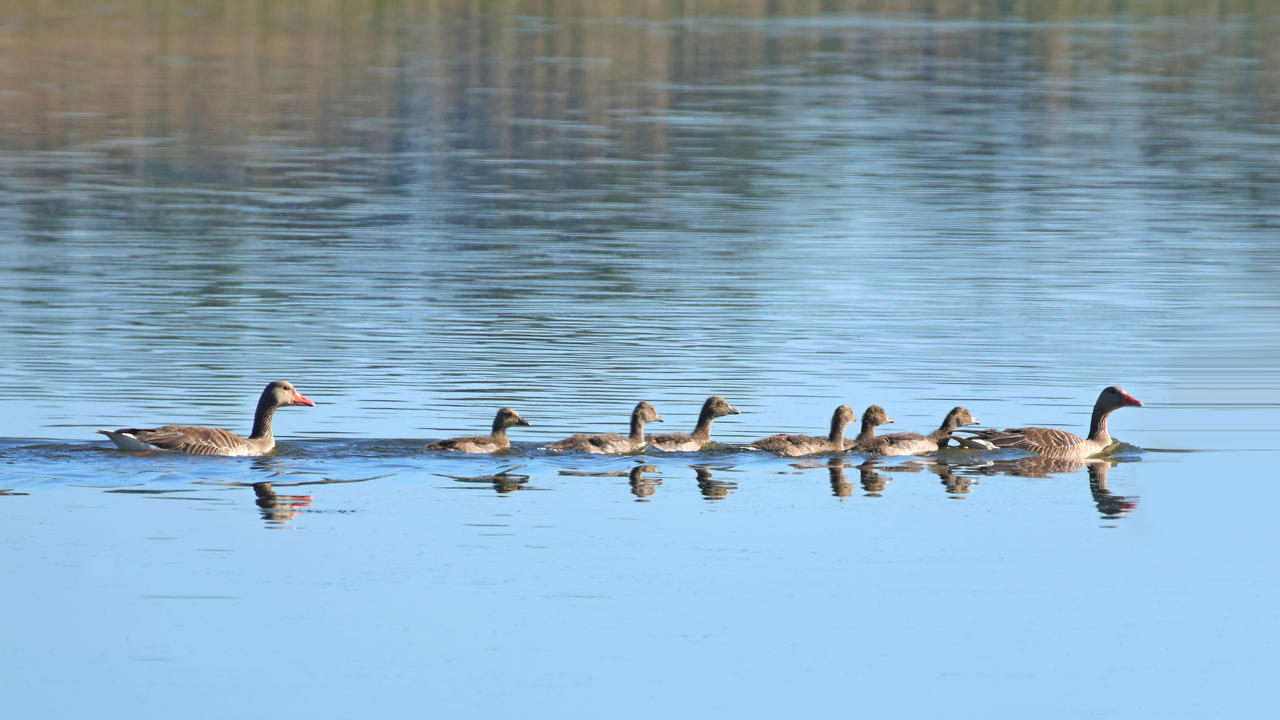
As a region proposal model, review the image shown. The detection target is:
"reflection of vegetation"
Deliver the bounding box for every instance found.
[5,0,1274,408]
[8,0,1272,239]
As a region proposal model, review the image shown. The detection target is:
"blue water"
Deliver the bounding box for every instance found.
[2,3,1279,717]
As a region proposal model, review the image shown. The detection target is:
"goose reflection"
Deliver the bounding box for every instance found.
[797,458,886,499]
[1084,461,1136,520]
[237,464,376,527]
[824,457,854,499]
[694,466,737,501]
[559,463,661,500]
[629,465,661,500]
[943,455,1139,520]
[856,461,891,496]
[250,455,287,474]
[993,458,1133,519]
[437,466,532,495]
[1002,456,1136,519]
[933,462,978,496]
[873,459,978,497]
[252,482,311,528]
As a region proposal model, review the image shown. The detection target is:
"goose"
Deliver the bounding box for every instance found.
[857,406,979,457]
[951,386,1142,460]
[746,404,855,456]
[843,405,894,452]
[96,380,315,456]
[546,401,663,454]
[645,396,740,452]
[424,407,531,454]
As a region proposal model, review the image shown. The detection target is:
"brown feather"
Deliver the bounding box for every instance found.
[424,407,529,454]
[646,396,739,452]
[98,380,313,457]
[546,402,659,454]
[424,434,509,453]
[547,432,637,454]
[748,405,853,457]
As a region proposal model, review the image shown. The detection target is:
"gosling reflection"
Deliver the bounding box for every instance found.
[857,462,891,497]
[252,482,312,528]
[694,465,737,501]
[437,465,531,495]
[793,458,886,500]
[559,463,661,501]
[933,462,978,496]
[629,465,661,500]
[824,457,854,499]
[875,459,978,497]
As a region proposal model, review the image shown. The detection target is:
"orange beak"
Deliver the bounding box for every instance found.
[293,392,316,407]
[1121,391,1143,407]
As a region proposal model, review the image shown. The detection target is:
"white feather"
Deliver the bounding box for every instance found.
[96,430,163,452]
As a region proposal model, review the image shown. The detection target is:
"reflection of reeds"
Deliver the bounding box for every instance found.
[8,1,1271,195]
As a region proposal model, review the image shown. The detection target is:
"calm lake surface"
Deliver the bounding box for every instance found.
[2,2,1279,717]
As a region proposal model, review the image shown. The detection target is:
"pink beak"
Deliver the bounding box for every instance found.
[293,392,316,407]
[1122,391,1143,407]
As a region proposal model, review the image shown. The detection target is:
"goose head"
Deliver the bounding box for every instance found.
[635,401,664,424]
[493,407,531,431]
[266,380,315,408]
[703,396,741,418]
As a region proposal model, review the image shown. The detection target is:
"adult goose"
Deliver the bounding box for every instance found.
[952,386,1142,460]
[424,407,531,454]
[546,401,664,454]
[746,404,855,457]
[843,405,894,452]
[645,396,740,452]
[858,406,979,457]
[96,380,315,457]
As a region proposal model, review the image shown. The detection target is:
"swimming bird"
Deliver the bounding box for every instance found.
[746,404,855,456]
[951,386,1142,460]
[843,405,894,452]
[96,380,315,457]
[424,407,531,454]
[857,406,979,457]
[645,396,740,452]
[546,401,663,454]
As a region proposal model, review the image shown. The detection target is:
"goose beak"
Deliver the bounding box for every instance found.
[654,415,664,423]
[1122,392,1143,407]
[293,392,316,407]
